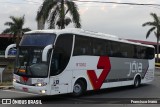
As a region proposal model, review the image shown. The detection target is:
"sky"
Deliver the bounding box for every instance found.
[0,0,160,42]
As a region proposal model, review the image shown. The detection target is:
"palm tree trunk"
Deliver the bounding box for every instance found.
[16,32,22,48]
[157,37,159,63]
[16,35,20,48]
[60,0,65,29]
[37,17,45,30]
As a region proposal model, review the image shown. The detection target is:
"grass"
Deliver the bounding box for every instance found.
[0,81,12,86]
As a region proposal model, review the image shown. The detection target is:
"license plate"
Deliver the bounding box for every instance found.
[22,87,28,92]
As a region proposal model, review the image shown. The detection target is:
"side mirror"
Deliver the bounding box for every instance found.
[5,44,16,58]
[42,44,53,62]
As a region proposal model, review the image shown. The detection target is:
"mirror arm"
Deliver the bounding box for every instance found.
[5,44,16,58]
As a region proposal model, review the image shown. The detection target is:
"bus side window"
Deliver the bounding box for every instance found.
[146,47,154,59]
[137,46,145,59]
[73,36,91,56]
[50,34,73,76]
[92,38,106,56]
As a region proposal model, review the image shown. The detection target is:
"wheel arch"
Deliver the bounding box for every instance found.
[133,73,142,87]
[133,73,142,82]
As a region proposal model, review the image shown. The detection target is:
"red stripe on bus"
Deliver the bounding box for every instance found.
[87,56,111,90]
[22,76,29,82]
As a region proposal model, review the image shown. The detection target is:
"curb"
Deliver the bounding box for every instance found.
[0,85,14,90]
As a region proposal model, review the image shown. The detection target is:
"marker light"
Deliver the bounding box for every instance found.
[19,69,26,73]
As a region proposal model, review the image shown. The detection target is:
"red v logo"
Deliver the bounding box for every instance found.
[87,56,111,90]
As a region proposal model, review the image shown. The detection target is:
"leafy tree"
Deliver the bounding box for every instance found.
[142,13,160,62]
[2,15,31,45]
[36,0,81,29]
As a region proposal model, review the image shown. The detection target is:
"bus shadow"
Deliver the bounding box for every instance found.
[83,84,150,97]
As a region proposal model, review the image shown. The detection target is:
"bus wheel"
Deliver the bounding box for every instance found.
[134,76,141,88]
[73,80,85,96]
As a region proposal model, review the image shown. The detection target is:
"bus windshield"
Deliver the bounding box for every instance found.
[14,48,51,78]
[14,33,56,78]
[20,33,56,47]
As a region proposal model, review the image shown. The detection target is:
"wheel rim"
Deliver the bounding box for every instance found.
[73,84,82,93]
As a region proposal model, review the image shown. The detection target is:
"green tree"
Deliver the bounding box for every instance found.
[36,0,81,29]
[2,15,31,45]
[142,13,160,62]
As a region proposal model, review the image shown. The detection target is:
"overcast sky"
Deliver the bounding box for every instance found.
[1,0,160,42]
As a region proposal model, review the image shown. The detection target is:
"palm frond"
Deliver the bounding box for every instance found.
[48,5,60,29]
[146,27,156,38]
[56,17,72,28]
[4,22,14,26]
[36,0,57,22]
[9,16,17,23]
[64,17,72,25]
[66,1,81,28]
[19,15,25,28]
[2,28,12,34]
[142,22,156,27]
[2,15,31,40]
[22,28,31,32]
[150,13,160,24]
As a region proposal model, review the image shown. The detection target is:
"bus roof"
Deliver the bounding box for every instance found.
[25,28,154,48]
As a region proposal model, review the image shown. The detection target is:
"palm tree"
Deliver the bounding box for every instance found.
[2,15,31,45]
[56,17,71,29]
[142,13,160,62]
[36,0,81,29]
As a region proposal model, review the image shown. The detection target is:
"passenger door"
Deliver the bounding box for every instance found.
[49,34,73,94]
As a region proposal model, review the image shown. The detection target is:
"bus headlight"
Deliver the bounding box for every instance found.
[35,83,47,87]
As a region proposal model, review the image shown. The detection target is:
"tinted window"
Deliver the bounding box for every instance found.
[121,43,134,58]
[108,41,134,58]
[73,35,154,59]
[135,46,154,59]
[146,47,154,59]
[20,33,56,47]
[110,41,121,57]
[92,38,106,56]
[138,46,146,59]
[73,36,91,56]
[50,34,73,76]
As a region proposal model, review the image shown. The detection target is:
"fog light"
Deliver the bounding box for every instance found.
[37,83,42,87]
[13,78,16,82]
[41,90,46,94]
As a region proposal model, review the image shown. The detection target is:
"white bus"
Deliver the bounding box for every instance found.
[5,28,155,96]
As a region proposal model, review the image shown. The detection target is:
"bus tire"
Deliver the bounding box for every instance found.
[73,80,86,96]
[134,76,141,88]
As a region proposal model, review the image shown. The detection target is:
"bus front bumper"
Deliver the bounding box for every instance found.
[13,82,49,95]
